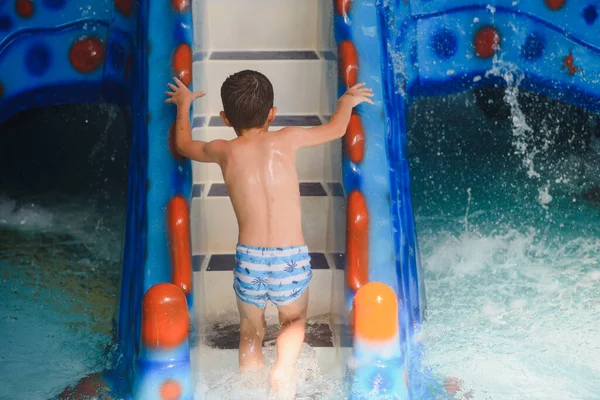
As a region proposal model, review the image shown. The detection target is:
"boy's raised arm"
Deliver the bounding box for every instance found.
[284,83,374,148]
[165,77,226,163]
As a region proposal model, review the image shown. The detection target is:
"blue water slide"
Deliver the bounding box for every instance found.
[335,0,600,398]
[0,0,195,398]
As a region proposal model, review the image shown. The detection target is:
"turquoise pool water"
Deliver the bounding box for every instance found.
[0,104,128,400]
[410,91,600,399]
[1,91,598,400]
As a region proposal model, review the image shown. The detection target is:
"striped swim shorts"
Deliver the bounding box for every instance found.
[233,244,312,308]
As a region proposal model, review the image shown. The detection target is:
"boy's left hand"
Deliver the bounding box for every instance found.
[165,77,205,106]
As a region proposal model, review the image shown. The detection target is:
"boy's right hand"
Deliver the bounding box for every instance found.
[341,82,375,107]
[165,77,206,107]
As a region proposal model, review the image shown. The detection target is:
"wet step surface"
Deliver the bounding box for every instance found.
[204,322,336,349]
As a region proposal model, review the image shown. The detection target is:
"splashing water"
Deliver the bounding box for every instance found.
[192,313,347,400]
[0,103,128,399]
[486,61,541,179]
[0,195,124,399]
[409,89,600,399]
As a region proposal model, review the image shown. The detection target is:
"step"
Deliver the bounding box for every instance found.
[206,0,320,51]
[191,116,342,183]
[201,320,352,349]
[191,53,338,135]
[193,55,328,116]
[192,252,344,321]
[190,182,346,255]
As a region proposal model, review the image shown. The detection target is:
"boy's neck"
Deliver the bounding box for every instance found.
[237,125,270,137]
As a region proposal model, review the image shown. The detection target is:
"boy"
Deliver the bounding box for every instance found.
[165,70,373,395]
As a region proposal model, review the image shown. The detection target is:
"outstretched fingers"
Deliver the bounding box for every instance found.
[173,76,186,87]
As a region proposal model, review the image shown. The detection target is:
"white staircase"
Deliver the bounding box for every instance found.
[190,0,344,323]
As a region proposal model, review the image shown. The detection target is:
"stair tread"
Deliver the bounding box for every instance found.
[209,50,320,61]
[193,253,332,271]
[207,115,322,127]
[202,322,335,348]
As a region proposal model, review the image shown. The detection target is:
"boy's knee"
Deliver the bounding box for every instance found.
[278,309,307,325]
[240,317,266,337]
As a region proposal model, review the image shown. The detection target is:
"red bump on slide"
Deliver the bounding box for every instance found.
[345,113,365,164]
[172,44,192,87]
[69,37,105,73]
[545,0,566,10]
[339,40,359,87]
[167,195,192,294]
[335,0,352,17]
[346,190,369,291]
[171,0,190,12]
[16,0,34,18]
[474,26,500,59]
[141,283,189,348]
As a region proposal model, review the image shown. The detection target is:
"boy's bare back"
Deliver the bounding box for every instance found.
[217,130,304,247]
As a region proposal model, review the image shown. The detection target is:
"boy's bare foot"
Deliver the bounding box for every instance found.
[269,367,296,399]
[444,376,463,394]
[445,377,473,398]
[239,358,265,373]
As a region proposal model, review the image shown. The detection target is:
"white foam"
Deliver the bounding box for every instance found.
[0,194,124,262]
[0,196,54,230]
[420,227,600,400]
[193,344,346,400]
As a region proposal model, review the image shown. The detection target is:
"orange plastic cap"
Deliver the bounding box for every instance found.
[160,379,182,400]
[353,282,398,340]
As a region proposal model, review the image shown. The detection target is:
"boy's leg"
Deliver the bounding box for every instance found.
[270,289,309,390]
[236,298,267,371]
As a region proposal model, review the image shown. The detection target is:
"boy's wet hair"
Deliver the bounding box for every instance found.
[220,70,274,132]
